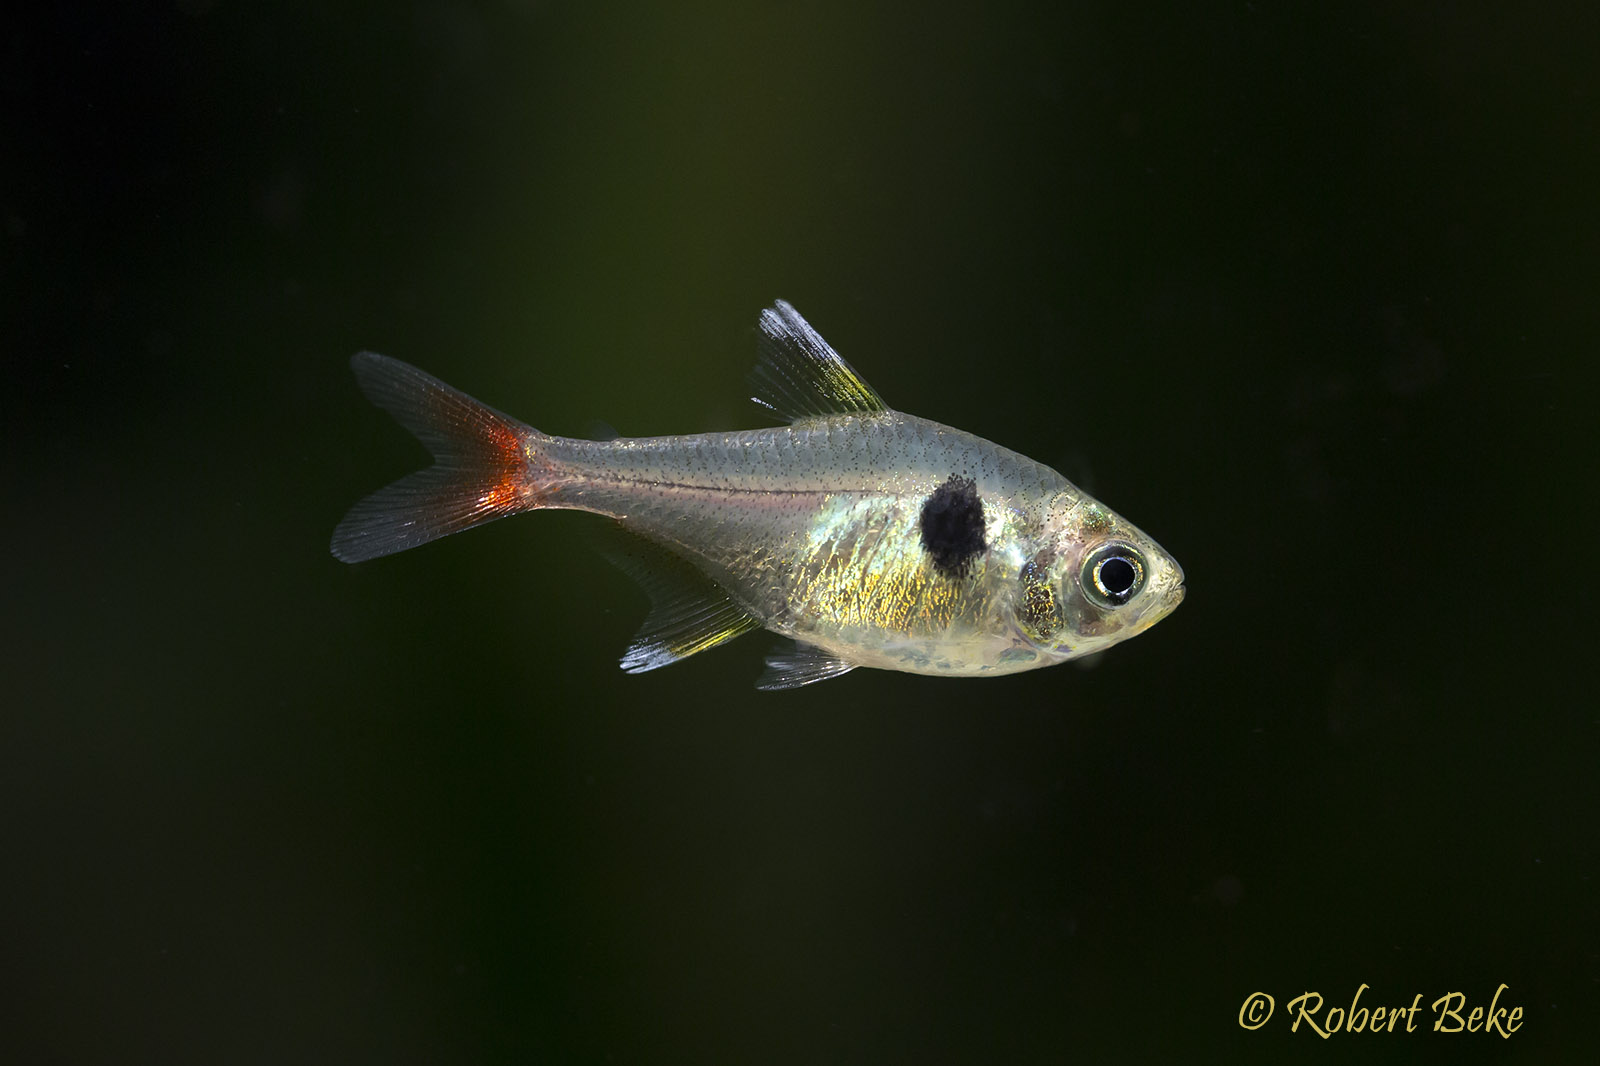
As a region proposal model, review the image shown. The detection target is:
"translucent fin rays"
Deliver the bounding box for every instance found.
[750,301,888,421]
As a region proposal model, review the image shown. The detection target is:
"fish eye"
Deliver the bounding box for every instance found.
[1081,543,1146,608]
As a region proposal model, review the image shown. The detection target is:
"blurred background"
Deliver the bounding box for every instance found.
[5,2,1596,1062]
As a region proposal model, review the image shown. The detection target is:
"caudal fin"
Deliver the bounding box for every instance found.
[331,352,551,563]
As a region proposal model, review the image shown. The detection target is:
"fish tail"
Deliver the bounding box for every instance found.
[331,352,557,563]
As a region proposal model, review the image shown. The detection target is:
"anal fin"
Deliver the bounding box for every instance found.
[603,541,762,674]
[756,640,858,690]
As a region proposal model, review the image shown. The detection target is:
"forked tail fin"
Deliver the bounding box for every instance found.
[331,352,553,563]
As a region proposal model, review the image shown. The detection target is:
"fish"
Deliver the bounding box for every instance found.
[331,301,1184,689]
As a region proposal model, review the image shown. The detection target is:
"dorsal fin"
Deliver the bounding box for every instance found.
[749,300,889,421]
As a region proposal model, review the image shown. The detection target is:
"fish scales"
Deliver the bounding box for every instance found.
[538,414,1060,642]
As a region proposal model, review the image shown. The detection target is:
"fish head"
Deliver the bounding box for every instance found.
[1011,493,1184,661]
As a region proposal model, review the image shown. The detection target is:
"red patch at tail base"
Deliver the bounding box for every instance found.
[331,352,551,563]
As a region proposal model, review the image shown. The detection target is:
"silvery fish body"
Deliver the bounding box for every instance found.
[333,302,1184,688]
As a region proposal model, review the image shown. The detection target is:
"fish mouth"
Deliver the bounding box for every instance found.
[1161,557,1187,612]
[1142,580,1185,628]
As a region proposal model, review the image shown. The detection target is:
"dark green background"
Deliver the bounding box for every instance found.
[7,2,1595,1062]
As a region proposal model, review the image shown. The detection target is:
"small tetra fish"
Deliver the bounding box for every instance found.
[332,302,1184,688]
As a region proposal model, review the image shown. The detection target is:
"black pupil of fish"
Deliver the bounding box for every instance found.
[1098,557,1137,596]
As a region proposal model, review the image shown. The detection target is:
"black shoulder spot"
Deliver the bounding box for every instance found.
[919,474,987,579]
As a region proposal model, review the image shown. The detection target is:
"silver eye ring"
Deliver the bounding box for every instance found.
[1081,543,1145,608]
